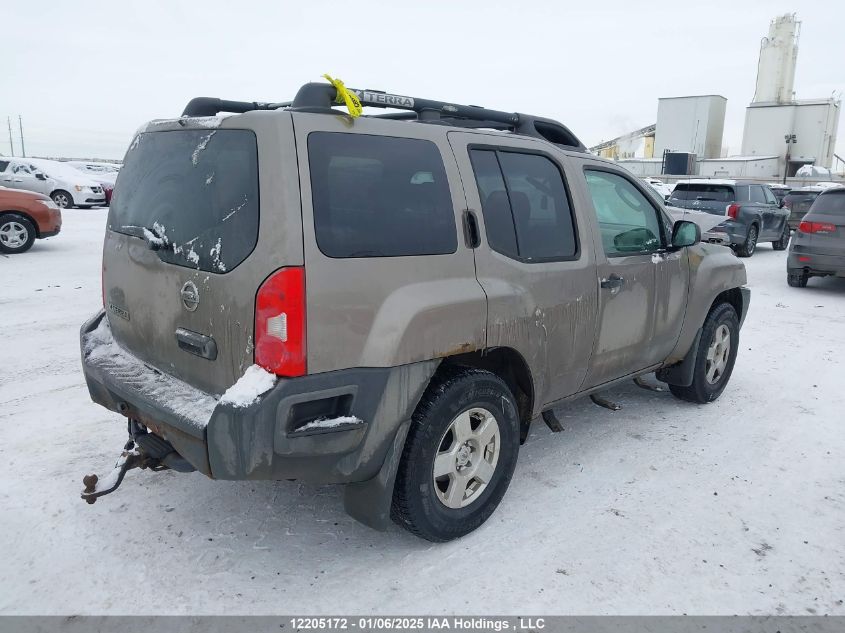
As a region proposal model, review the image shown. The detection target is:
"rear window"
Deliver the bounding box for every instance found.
[308,132,457,258]
[786,191,821,203]
[670,184,735,203]
[109,129,259,273]
[810,191,845,215]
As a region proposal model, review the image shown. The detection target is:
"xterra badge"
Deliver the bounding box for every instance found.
[107,302,130,321]
[180,281,200,312]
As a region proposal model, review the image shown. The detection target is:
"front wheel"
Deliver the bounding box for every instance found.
[0,214,37,254]
[51,190,74,209]
[735,224,758,257]
[669,303,739,404]
[772,222,790,251]
[392,367,520,542]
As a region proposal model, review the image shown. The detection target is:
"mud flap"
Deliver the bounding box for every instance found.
[656,328,703,388]
[343,419,411,531]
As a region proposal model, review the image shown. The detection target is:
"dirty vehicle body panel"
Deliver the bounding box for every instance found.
[669,180,789,248]
[81,86,750,533]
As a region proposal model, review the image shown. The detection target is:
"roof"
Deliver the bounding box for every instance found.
[658,95,727,101]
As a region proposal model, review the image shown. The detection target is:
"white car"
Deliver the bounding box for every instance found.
[642,177,674,200]
[25,158,106,208]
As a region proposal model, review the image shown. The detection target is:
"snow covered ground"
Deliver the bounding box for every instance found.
[1,210,843,616]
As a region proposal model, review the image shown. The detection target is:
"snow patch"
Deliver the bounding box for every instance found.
[82,318,218,429]
[219,365,277,408]
[209,238,226,272]
[191,131,216,166]
[296,415,363,433]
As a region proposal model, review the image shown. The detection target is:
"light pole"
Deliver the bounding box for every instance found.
[783,133,797,185]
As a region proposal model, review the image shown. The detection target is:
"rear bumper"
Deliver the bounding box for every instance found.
[80,310,438,484]
[788,250,845,276]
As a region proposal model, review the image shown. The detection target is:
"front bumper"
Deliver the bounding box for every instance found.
[80,311,438,484]
[72,190,106,206]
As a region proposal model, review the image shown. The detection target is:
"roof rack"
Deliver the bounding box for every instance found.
[181,83,586,151]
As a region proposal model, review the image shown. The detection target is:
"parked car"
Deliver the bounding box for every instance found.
[642,177,673,200]
[0,186,62,254]
[25,158,107,208]
[787,186,845,287]
[783,186,824,230]
[67,163,116,205]
[668,179,791,257]
[79,83,750,542]
[767,183,791,205]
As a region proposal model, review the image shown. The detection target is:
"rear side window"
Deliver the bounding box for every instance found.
[670,184,735,203]
[469,149,577,261]
[110,129,259,273]
[308,133,457,258]
[0,160,8,172]
[811,191,845,215]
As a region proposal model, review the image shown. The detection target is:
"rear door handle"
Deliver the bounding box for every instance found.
[175,328,218,360]
[600,274,625,292]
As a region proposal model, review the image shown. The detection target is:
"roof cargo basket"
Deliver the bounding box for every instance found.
[181,82,585,151]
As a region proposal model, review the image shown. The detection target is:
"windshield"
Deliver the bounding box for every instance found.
[109,129,259,273]
[670,184,735,203]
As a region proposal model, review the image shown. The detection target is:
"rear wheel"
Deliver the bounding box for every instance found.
[0,215,36,254]
[51,190,74,209]
[669,303,739,404]
[392,367,520,542]
[735,224,758,257]
[772,222,790,251]
[787,269,809,288]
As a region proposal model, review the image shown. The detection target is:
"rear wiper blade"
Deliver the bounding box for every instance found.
[121,225,169,251]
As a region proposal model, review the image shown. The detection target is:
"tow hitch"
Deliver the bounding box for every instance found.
[81,420,194,504]
[81,439,165,504]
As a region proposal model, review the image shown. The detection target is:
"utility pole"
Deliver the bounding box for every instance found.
[6,117,14,156]
[18,115,25,157]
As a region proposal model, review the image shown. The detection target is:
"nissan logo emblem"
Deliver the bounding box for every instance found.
[180,281,200,312]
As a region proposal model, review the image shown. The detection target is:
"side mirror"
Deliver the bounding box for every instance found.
[671,220,700,249]
[35,173,47,181]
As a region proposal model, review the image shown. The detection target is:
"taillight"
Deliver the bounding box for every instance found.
[726,204,740,219]
[254,267,306,377]
[798,221,836,234]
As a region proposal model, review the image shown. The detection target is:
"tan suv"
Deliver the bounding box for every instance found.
[79,81,750,541]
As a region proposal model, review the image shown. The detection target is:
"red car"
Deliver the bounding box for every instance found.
[0,186,62,254]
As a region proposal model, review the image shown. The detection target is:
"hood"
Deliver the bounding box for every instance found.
[666,205,726,233]
[0,186,49,202]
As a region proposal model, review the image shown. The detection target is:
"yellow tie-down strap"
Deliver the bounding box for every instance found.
[322,74,362,118]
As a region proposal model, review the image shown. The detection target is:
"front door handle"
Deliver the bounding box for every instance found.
[600,274,625,293]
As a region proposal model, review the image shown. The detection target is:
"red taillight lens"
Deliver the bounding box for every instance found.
[799,221,836,234]
[726,204,740,219]
[254,267,306,377]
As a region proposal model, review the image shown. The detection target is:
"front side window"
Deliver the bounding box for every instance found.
[469,149,577,261]
[308,133,457,258]
[763,187,778,205]
[750,185,767,204]
[585,170,663,256]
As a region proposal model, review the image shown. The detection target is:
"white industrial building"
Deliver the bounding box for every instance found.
[653,95,726,160]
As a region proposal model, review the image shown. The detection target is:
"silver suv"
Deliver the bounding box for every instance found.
[80,82,750,541]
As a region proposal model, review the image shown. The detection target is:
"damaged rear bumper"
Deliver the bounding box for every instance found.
[80,310,438,487]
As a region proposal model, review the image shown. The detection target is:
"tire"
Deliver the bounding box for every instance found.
[51,190,74,209]
[0,214,37,254]
[735,224,758,257]
[787,269,808,288]
[392,366,520,542]
[669,303,739,404]
[772,222,790,251]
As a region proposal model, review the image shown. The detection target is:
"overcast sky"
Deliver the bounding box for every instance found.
[4,0,844,161]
